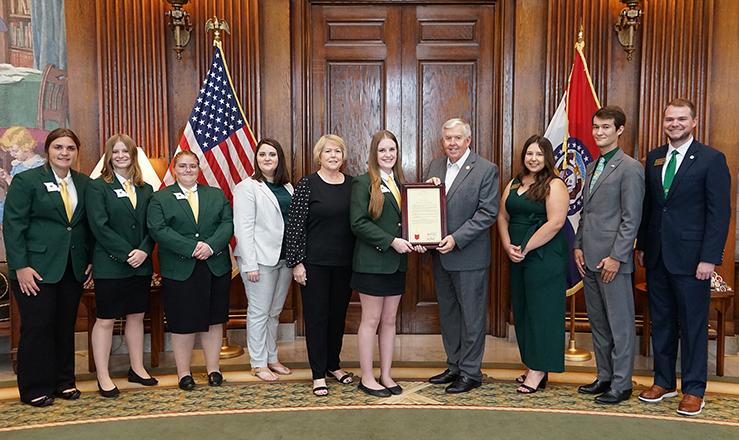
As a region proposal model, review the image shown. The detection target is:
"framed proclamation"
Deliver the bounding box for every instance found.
[401,183,447,248]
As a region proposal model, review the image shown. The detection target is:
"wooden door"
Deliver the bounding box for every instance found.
[309,2,496,334]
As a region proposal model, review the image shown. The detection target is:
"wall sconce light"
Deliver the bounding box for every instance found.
[165,0,192,60]
[614,0,643,61]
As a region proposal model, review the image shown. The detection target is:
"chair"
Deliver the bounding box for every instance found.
[36,64,69,130]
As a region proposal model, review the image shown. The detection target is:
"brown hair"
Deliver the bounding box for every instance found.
[367,130,406,220]
[515,135,559,202]
[665,98,696,118]
[44,128,80,155]
[252,138,291,185]
[592,106,626,130]
[100,134,144,186]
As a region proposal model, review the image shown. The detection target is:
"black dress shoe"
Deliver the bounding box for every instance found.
[208,371,224,387]
[429,369,459,384]
[26,395,55,407]
[358,381,392,398]
[445,376,482,394]
[54,388,81,400]
[178,375,196,391]
[380,379,402,395]
[595,388,632,405]
[578,379,611,395]
[128,368,158,386]
[97,382,120,398]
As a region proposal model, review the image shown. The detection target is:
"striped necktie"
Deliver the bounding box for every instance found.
[589,157,606,192]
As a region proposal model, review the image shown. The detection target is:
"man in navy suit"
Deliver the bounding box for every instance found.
[635,98,731,417]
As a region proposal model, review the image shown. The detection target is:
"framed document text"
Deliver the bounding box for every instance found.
[401,183,447,248]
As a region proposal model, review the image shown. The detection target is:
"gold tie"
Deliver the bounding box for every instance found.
[187,189,199,223]
[124,180,137,208]
[385,176,401,211]
[59,179,73,221]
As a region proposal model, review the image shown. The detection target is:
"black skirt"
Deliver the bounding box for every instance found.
[94,276,151,319]
[162,260,230,334]
[350,271,405,297]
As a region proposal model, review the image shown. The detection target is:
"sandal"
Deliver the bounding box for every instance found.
[252,367,279,382]
[312,379,329,397]
[327,370,354,384]
[268,362,292,375]
[517,373,548,394]
[515,374,527,384]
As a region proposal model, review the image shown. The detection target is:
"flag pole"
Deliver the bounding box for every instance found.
[563,23,592,363]
[205,16,244,360]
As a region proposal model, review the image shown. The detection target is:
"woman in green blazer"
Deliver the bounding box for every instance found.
[350,130,425,397]
[86,134,157,397]
[3,128,92,407]
[147,150,233,391]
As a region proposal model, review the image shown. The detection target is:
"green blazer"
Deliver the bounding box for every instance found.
[86,177,154,279]
[147,183,233,281]
[3,166,92,283]
[349,172,407,274]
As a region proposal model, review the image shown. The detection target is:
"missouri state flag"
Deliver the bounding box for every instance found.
[544,38,601,294]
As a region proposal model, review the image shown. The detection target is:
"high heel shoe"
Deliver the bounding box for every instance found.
[128,368,158,386]
[516,373,547,394]
[97,381,120,398]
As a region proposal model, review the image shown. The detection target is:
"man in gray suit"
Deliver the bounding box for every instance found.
[425,118,499,393]
[574,106,644,404]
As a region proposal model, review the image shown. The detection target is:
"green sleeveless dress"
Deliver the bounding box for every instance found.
[506,179,566,372]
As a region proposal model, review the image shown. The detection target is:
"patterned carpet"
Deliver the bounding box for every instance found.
[2,374,738,432]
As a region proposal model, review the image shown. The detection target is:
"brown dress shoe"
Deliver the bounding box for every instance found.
[638,384,678,403]
[677,394,705,416]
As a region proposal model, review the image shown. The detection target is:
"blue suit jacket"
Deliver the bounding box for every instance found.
[636,140,731,275]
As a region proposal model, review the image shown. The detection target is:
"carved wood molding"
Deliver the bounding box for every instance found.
[96,0,170,157]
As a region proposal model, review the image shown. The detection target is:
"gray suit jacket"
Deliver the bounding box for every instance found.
[574,148,644,273]
[425,150,499,271]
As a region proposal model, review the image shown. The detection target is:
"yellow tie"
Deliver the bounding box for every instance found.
[187,189,199,223]
[385,176,401,211]
[59,179,73,221]
[124,180,137,208]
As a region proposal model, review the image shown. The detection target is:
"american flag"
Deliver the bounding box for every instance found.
[162,44,256,201]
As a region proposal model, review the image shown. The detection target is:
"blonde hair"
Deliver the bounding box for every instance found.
[367,130,405,219]
[312,134,346,166]
[100,134,144,185]
[0,126,37,152]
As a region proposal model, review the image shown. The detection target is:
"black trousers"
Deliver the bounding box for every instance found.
[12,261,83,403]
[300,264,352,380]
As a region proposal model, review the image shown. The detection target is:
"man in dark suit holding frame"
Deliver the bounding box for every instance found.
[636,98,731,416]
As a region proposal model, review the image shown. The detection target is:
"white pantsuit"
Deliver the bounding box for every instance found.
[233,177,294,368]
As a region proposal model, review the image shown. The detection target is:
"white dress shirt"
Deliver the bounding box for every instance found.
[662,136,693,183]
[53,170,78,213]
[445,147,471,193]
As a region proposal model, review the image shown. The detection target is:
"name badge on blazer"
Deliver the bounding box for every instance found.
[173,192,187,200]
[380,185,391,193]
[654,157,666,166]
[114,188,128,198]
[44,182,60,192]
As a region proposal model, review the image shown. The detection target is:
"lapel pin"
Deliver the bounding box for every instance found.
[465,165,470,170]
[689,155,695,159]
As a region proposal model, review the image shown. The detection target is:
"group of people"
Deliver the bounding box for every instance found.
[3,100,731,418]
[501,99,730,418]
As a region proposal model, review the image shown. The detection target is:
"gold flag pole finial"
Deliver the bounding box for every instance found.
[205,16,231,48]
[576,24,585,51]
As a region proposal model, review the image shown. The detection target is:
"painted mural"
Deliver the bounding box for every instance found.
[0,0,68,320]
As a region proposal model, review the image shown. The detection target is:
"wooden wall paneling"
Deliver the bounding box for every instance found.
[708,0,738,332]
[638,0,713,161]
[65,0,100,173]
[96,0,169,159]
